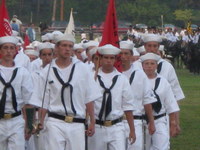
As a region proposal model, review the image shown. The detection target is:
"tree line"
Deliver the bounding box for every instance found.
[6,0,200,27]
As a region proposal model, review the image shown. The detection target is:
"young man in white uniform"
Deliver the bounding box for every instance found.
[0,36,33,150]
[88,44,136,150]
[141,53,180,150]
[27,42,54,150]
[120,41,156,150]
[29,34,101,150]
[143,34,184,134]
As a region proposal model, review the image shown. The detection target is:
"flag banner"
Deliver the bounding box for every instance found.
[24,34,30,49]
[99,0,122,72]
[64,8,75,36]
[0,0,12,37]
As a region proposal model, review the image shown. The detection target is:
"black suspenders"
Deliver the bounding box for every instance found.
[152,77,162,113]
[53,64,76,115]
[0,68,18,119]
[97,75,119,121]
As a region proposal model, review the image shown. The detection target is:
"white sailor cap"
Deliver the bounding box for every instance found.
[119,41,135,50]
[132,48,140,56]
[52,30,64,41]
[24,50,39,57]
[12,30,19,36]
[137,46,146,54]
[38,42,54,52]
[46,33,54,40]
[89,47,98,57]
[82,41,99,49]
[55,34,75,44]
[73,43,83,50]
[0,36,19,45]
[143,34,162,43]
[98,44,121,55]
[41,33,54,42]
[41,35,49,42]
[159,45,164,51]
[31,41,41,49]
[140,53,161,62]
[25,45,34,50]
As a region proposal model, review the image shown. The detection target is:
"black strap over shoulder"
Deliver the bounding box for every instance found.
[53,64,76,115]
[129,71,136,85]
[97,75,119,121]
[0,68,18,119]
[152,77,162,114]
[157,62,163,74]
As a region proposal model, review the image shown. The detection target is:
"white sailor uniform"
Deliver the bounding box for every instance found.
[157,59,185,101]
[123,65,156,150]
[0,65,33,150]
[88,68,135,150]
[29,58,101,150]
[145,75,180,150]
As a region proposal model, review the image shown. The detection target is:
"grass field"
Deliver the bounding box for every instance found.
[171,69,200,150]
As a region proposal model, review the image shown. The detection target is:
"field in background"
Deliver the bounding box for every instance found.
[171,69,200,150]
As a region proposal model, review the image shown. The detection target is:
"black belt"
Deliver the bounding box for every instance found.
[154,113,166,120]
[49,112,85,124]
[134,115,145,120]
[1,111,21,120]
[96,117,123,127]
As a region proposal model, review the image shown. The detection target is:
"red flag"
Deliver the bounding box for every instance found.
[24,34,30,49]
[0,0,12,37]
[99,0,122,72]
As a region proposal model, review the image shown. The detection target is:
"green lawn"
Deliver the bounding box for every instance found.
[171,69,200,150]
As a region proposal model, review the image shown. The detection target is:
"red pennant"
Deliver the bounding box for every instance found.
[0,0,12,37]
[24,34,30,49]
[99,0,122,72]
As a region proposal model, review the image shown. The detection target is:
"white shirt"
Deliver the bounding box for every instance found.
[182,35,190,43]
[123,66,156,115]
[0,65,33,113]
[149,75,180,115]
[158,59,185,101]
[29,58,101,119]
[14,50,31,71]
[94,68,135,120]
[30,58,43,72]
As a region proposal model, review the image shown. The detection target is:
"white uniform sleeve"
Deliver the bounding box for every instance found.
[166,62,185,101]
[28,70,50,109]
[122,75,135,111]
[84,66,101,104]
[21,68,33,104]
[163,80,180,114]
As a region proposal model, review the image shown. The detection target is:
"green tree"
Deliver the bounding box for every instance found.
[174,9,194,25]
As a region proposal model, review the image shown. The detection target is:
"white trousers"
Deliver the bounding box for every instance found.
[124,120,144,150]
[0,115,25,150]
[88,122,126,150]
[45,117,85,150]
[145,116,169,150]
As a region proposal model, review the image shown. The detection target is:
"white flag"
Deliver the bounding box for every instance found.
[64,8,75,36]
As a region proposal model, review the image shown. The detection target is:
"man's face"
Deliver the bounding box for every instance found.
[144,42,159,54]
[101,55,116,70]
[142,59,157,75]
[56,41,73,59]
[120,49,132,65]
[0,43,17,61]
[75,48,84,60]
[40,49,53,66]
[27,54,38,62]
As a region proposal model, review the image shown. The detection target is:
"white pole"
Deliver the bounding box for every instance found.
[161,15,164,32]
